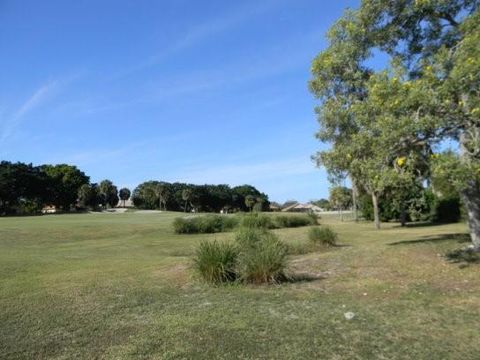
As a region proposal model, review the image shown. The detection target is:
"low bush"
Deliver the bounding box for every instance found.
[234,226,270,247]
[273,214,317,228]
[193,240,238,284]
[431,197,462,224]
[173,215,239,234]
[239,213,275,229]
[308,226,338,247]
[236,230,288,284]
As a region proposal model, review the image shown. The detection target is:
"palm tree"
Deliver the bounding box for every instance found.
[182,188,193,213]
[119,188,131,208]
[155,184,168,211]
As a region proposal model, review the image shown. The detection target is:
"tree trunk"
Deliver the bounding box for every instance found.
[461,181,480,251]
[351,178,359,222]
[460,131,480,250]
[400,206,407,227]
[184,200,187,213]
[371,192,380,229]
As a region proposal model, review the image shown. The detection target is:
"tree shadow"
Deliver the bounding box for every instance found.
[388,233,470,246]
[282,272,326,283]
[445,247,480,265]
[391,221,447,229]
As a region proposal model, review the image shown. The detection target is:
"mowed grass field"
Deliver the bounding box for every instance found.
[1,212,479,359]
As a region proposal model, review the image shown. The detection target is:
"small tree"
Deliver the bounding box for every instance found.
[245,195,256,212]
[119,188,131,207]
[155,184,169,211]
[99,180,119,209]
[182,188,193,213]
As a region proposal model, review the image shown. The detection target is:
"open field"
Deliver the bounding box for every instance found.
[1,212,479,359]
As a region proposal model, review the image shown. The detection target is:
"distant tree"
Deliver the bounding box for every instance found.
[41,164,89,211]
[182,188,193,212]
[0,161,47,215]
[253,197,265,212]
[245,195,256,212]
[312,199,330,211]
[78,183,100,210]
[119,188,131,207]
[99,180,119,209]
[329,186,352,214]
[155,183,169,211]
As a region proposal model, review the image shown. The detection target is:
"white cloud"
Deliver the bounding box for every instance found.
[0,81,58,147]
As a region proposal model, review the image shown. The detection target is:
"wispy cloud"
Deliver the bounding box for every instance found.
[112,0,287,79]
[171,157,317,185]
[0,73,85,149]
[0,80,58,147]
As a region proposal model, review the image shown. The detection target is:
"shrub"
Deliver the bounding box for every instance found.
[236,232,288,284]
[239,213,275,229]
[431,197,461,224]
[193,240,238,283]
[173,215,239,234]
[273,214,317,228]
[308,226,337,247]
[234,226,269,248]
[173,217,197,234]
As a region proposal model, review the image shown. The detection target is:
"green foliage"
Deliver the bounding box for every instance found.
[329,186,352,210]
[193,240,238,284]
[431,197,462,224]
[99,180,119,208]
[308,226,338,247]
[240,213,275,229]
[235,227,288,284]
[273,214,317,228]
[132,182,269,212]
[173,215,239,234]
[119,187,131,207]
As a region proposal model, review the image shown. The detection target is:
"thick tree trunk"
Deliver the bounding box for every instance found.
[460,130,480,250]
[371,192,380,229]
[461,181,480,251]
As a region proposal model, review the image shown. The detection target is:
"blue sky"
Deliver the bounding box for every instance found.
[0,0,360,203]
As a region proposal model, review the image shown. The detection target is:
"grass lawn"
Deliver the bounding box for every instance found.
[1,212,479,359]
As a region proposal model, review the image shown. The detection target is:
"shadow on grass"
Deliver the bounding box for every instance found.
[445,247,480,266]
[388,233,470,246]
[283,272,326,283]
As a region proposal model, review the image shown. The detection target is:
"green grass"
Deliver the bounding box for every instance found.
[1,212,479,359]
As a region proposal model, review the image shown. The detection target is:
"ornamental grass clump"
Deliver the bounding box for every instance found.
[193,240,238,284]
[308,226,338,247]
[239,213,275,229]
[234,226,288,284]
[273,214,318,228]
[173,215,238,234]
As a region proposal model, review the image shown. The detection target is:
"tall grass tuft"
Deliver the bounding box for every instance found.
[273,214,317,228]
[239,213,275,229]
[193,240,238,284]
[235,226,288,284]
[308,226,338,247]
[173,215,238,234]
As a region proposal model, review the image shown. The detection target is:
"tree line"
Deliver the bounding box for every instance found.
[310,0,480,249]
[0,161,269,215]
[132,181,270,213]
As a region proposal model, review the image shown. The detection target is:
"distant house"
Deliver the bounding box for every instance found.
[42,205,58,214]
[281,203,324,213]
[116,199,133,208]
[269,203,282,212]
